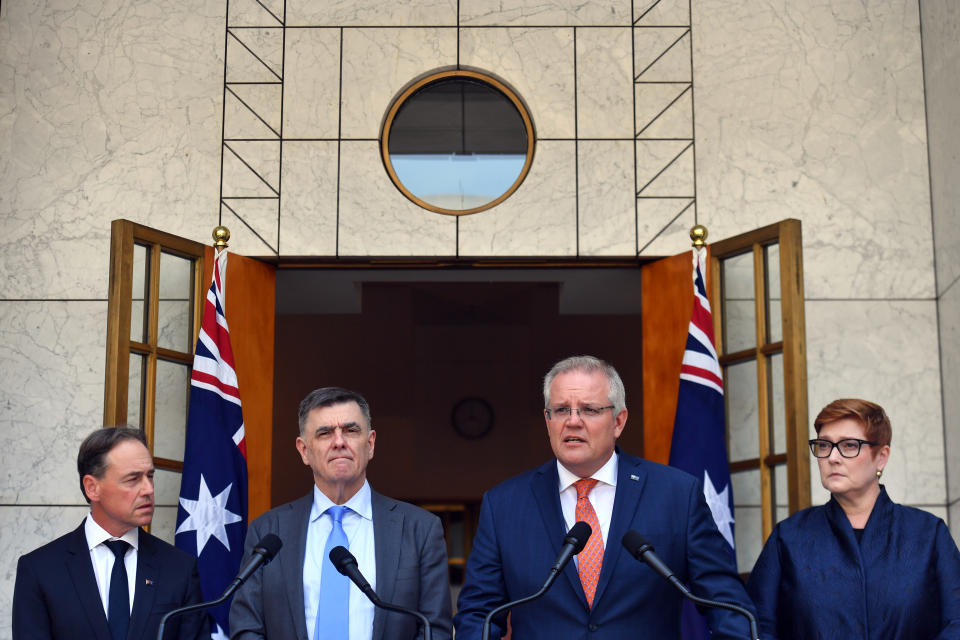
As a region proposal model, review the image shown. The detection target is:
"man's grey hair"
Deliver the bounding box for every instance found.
[542,355,626,414]
[297,387,373,435]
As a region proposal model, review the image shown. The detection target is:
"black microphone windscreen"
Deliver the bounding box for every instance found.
[329,545,356,574]
[566,521,592,554]
[621,529,652,557]
[256,534,283,561]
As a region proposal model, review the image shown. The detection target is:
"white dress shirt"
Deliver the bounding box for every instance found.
[304,480,376,640]
[557,452,619,557]
[85,514,139,617]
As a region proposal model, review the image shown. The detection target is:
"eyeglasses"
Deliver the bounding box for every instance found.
[545,405,615,420]
[808,438,878,459]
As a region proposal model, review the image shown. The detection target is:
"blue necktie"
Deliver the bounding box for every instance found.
[104,540,130,640]
[315,505,349,640]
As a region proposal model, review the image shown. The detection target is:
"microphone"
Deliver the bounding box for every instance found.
[155,534,283,640]
[329,546,432,640]
[481,521,592,640]
[621,530,758,640]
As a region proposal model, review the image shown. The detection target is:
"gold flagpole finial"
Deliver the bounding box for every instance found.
[690,224,708,249]
[212,226,230,249]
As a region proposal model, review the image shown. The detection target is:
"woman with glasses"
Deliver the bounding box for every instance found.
[746,398,960,639]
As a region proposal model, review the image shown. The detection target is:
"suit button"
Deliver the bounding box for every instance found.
[588,624,599,632]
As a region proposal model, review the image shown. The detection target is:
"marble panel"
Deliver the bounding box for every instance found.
[576,28,633,139]
[0,0,225,298]
[692,0,934,299]
[220,201,280,257]
[577,141,635,256]
[458,141,576,256]
[636,198,696,256]
[920,0,960,297]
[635,0,690,26]
[286,0,457,27]
[460,28,575,139]
[340,28,457,140]
[461,0,631,26]
[0,506,91,639]
[805,300,945,505]
[282,28,341,139]
[338,141,456,255]
[940,281,960,501]
[279,141,339,256]
[0,301,107,504]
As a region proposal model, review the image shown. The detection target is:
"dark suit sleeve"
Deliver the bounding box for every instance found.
[417,515,453,640]
[934,520,960,639]
[12,555,54,640]
[229,518,268,639]
[683,479,757,639]
[453,494,507,640]
[745,525,782,640]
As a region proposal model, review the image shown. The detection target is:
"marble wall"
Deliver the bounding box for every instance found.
[920,0,960,544]
[0,0,955,634]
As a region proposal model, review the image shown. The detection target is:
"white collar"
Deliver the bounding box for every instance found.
[310,479,373,522]
[84,512,140,551]
[557,451,619,493]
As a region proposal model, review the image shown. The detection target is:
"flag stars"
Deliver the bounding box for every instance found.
[703,469,735,549]
[176,475,242,555]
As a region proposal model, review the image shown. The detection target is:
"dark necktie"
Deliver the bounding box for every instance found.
[104,539,130,640]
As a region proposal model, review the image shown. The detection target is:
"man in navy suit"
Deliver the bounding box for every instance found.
[13,427,206,640]
[454,355,755,639]
[229,387,452,640]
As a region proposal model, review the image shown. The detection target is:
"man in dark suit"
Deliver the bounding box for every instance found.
[229,387,452,640]
[13,427,206,640]
[454,355,756,639]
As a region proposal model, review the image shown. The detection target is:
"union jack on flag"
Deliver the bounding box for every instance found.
[175,248,248,640]
[669,246,736,640]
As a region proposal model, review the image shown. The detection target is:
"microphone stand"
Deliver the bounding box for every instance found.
[156,591,229,640]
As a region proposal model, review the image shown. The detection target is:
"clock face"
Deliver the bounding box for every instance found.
[451,397,494,439]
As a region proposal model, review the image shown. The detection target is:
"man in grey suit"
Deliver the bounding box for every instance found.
[230,387,452,640]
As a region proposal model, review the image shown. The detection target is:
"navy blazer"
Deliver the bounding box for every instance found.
[12,521,206,640]
[746,486,960,639]
[229,489,453,640]
[454,450,755,639]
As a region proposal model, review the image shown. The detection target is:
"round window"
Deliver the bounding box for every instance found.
[382,70,535,216]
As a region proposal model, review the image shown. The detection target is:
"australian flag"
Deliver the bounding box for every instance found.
[668,247,736,640]
[175,248,248,640]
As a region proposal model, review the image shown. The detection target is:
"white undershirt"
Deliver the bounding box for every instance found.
[304,481,376,640]
[557,452,619,554]
[85,514,139,616]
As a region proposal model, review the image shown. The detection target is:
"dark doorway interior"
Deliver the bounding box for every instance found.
[271,268,644,506]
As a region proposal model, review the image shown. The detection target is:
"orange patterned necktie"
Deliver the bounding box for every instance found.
[574,478,604,608]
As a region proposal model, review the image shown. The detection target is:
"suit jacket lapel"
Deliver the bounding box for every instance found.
[285,495,313,640]
[371,491,402,640]
[65,523,113,640]
[593,452,646,607]
[127,530,158,640]
[531,460,587,607]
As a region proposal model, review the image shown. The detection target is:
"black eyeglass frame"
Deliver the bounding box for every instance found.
[808,438,879,459]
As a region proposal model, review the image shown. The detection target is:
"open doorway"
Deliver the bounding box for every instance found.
[270,267,646,506]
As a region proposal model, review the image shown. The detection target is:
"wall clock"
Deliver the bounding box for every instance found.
[451,397,494,439]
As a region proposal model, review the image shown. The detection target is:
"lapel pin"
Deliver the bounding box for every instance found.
[145,578,154,586]
[630,474,639,481]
